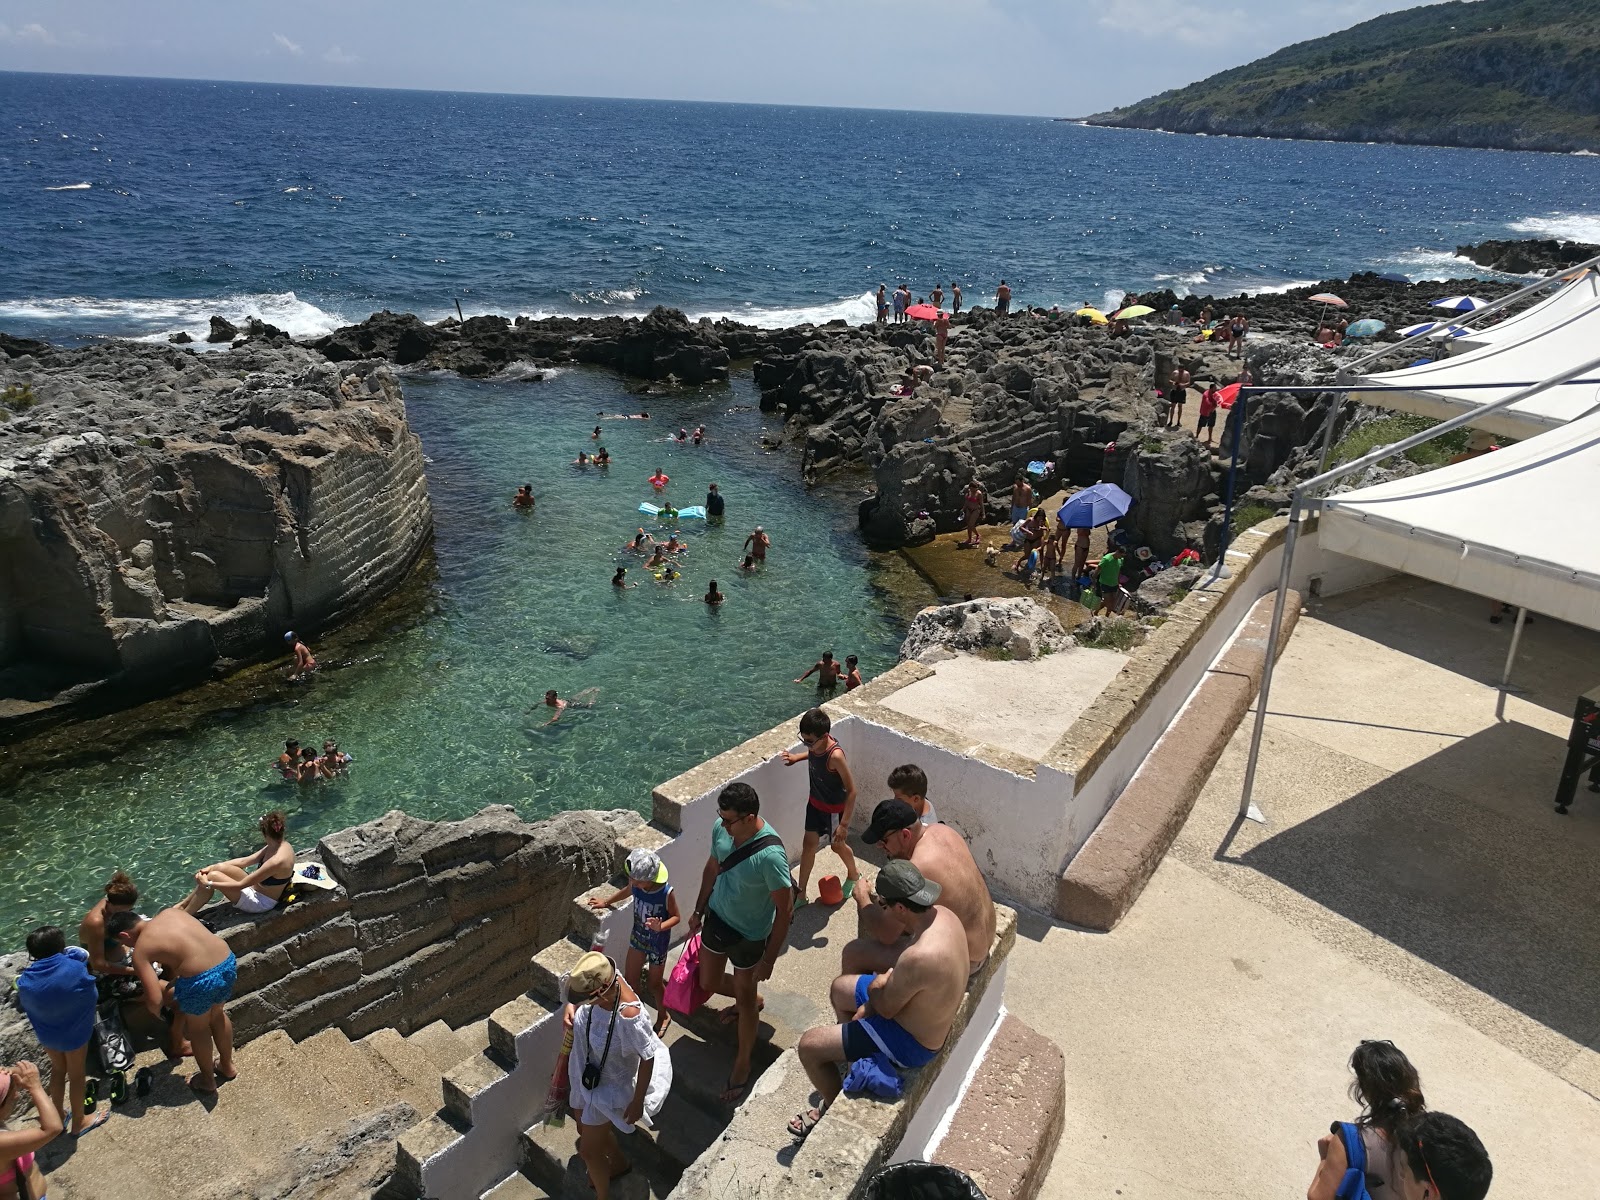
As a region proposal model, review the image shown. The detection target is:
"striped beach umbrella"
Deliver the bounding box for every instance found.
[1430,296,1490,312]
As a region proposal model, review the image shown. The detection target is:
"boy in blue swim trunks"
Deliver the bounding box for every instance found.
[108,907,238,1094]
[789,862,968,1142]
[586,848,680,1035]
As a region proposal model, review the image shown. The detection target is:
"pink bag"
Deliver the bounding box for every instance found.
[663,933,713,1015]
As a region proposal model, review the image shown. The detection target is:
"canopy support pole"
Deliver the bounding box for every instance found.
[1201,387,1250,588]
[1238,491,1304,824]
[1495,607,1527,722]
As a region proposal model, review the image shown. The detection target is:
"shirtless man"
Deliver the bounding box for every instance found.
[844,797,996,977]
[795,651,844,690]
[743,526,771,563]
[951,282,962,314]
[542,690,569,725]
[80,872,140,982]
[930,283,944,309]
[1009,472,1034,524]
[995,280,1012,317]
[285,631,316,678]
[108,907,237,1093]
[1167,364,1192,429]
[512,484,535,508]
[791,861,968,1141]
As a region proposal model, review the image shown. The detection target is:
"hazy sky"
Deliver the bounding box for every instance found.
[0,0,1437,116]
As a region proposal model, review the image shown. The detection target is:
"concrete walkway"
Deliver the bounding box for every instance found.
[1004,577,1600,1198]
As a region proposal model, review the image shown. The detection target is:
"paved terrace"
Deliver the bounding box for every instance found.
[1008,576,1600,1197]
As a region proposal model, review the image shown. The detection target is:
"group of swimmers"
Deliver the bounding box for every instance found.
[273,738,351,783]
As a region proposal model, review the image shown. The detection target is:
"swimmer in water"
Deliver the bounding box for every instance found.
[320,740,351,774]
[649,468,670,489]
[574,451,591,466]
[704,580,725,606]
[738,553,756,572]
[612,567,637,589]
[692,425,706,446]
[656,565,680,584]
[743,526,771,563]
[543,690,569,726]
[594,447,610,465]
[663,534,688,556]
[676,427,688,443]
[592,425,602,439]
[625,528,655,552]
[645,545,670,570]
[795,651,844,690]
[657,504,680,522]
[844,655,863,691]
[512,484,535,509]
[276,739,301,777]
[297,745,323,783]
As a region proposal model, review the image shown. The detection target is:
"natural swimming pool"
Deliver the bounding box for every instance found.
[0,368,914,939]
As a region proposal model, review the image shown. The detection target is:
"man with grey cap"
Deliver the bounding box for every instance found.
[844,797,996,979]
[790,860,968,1141]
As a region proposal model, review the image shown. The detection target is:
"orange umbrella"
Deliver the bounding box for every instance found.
[905,303,940,320]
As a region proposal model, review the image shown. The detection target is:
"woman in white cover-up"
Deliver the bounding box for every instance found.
[565,951,673,1198]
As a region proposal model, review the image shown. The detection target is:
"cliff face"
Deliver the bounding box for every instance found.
[0,339,432,715]
[1087,0,1600,153]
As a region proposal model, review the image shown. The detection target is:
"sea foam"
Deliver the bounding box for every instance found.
[0,292,351,343]
[43,182,92,191]
[1507,213,1600,243]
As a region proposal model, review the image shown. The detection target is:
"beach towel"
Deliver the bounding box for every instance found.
[842,1052,905,1100]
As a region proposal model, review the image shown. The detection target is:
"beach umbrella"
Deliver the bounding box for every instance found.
[1111,304,1154,320]
[1345,319,1386,338]
[1430,295,1489,312]
[1307,293,1347,307]
[1217,382,1243,408]
[1399,321,1469,338]
[1056,482,1133,529]
[1074,306,1108,325]
[905,303,940,321]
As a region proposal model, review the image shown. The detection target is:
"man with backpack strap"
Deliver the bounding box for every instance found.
[1308,1110,1492,1200]
[689,782,793,1106]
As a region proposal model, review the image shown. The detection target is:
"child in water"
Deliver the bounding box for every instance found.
[844,655,862,691]
[586,849,680,1036]
[594,447,610,465]
[649,468,670,489]
[512,484,535,509]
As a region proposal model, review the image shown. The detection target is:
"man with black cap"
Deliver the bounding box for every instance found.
[790,861,968,1142]
[847,796,996,980]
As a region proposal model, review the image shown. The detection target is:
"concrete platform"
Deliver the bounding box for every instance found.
[880,647,1128,761]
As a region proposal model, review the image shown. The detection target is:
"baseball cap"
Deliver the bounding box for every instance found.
[627,848,668,884]
[874,860,941,907]
[567,952,617,1000]
[862,799,919,845]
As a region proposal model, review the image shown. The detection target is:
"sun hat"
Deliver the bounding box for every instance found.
[568,952,618,1000]
[874,860,941,907]
[627,848,668,884]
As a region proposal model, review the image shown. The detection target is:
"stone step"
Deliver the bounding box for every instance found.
[296,1026,419,1121]
[361,1026,447,1116]
[488,993,556,1064]
[214,1026,345,1147]
[656,1016,781,1116]
[569,881,626,947]
[529,937,590,1006]
[483,1171,552,1200]
[442,1041,511,1127]
[521,1120,675,1200]
[409,1018,488,1076]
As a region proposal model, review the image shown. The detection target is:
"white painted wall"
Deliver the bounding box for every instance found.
[893,964,1009,1165]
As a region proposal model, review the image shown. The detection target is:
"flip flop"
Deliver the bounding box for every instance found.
[187,1074,219,1095]
[71,1109,110,1138]
[721,1076,751,1106]
[787,1107,823,1141]
[653,1010,673,1038]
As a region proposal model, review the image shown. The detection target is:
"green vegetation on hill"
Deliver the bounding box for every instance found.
[1087,0,1600,153]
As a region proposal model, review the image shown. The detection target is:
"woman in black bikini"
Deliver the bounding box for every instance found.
[185,811,296,915]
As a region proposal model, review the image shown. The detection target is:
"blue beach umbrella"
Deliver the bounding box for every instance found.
[1057,482,1133,529]
[1345,319,1386,338]
[1376,273,1411,284]
[1430,295,1489,312]
[1399,321,1469,338]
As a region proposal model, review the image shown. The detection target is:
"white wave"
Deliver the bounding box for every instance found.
[0,292,351,342]
[494,362,562,382]
[689,291,877,329]
[1506,213,1600,242]
[44,182,91,191]
[568,287,645,305]
[1572,150,1597,157]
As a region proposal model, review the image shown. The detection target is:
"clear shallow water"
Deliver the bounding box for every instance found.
[0,369,906,937]
[2,73,1599,342]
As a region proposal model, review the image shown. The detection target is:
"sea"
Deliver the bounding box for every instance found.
[4,71,1600,343]
[3,72,1599,936]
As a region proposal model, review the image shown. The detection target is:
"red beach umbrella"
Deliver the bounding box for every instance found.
[905,304,940,321]
[1307,293,1347,307]
[1218,382,1242,407]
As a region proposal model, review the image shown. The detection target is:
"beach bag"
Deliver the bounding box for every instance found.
[663,934,712,1015]
[1330,1121,1374,1200]
[89,1000,135,1075]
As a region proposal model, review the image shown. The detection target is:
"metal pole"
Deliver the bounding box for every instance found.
[1203,385,1250,587]
[1495,606,1527,722]
[1238,490,1303,824]
[1313,389,1350,477]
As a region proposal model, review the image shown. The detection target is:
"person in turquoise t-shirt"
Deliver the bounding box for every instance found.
[689,782,793,1105]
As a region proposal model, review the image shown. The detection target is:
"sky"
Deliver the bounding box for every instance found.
[0,0,1442,117]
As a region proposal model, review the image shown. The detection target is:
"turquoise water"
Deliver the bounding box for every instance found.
[0,369,909,938]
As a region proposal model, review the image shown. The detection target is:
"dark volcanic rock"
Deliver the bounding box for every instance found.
[207,315,239,343]
[1456,238,1600,276]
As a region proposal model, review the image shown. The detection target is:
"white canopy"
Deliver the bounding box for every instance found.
[1453,270,1600,351]
[1320,412,1600,631]
[1349,298,1600,440]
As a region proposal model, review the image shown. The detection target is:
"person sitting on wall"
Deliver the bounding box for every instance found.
[791,862,969,1142]
[181,811,295,915]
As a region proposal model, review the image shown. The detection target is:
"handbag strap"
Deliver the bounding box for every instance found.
[581,998,621,1077]
[717,832,783,877]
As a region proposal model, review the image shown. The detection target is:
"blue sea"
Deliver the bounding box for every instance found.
[4,71,1600,343]
[3,72,1600,937]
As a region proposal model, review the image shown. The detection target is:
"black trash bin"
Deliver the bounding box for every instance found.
[861,1160,988,1200]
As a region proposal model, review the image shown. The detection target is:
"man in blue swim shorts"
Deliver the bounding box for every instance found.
[789,862,969,1142]
[108,907,238,1094]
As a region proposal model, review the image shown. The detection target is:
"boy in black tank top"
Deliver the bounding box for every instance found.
[780,708,858,907]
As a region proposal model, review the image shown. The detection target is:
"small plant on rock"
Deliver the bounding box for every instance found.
[0,383,38,412]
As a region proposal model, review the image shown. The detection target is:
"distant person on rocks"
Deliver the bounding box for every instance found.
[16,925,107,1136]
[743,526,771,563]
[790,862,968,1142]
[586,849,681,1037]
[513,484,535,509]
[781,706,859,906]
[876,284,889,324]
[930,283,944,309]
[706,482,725,518]
[1167,364,1191,429]
[1197,382,1221,448]
[1071,526,1092,581]
[285,631,316,679]
[1228,313,1247,357]
[995,280,1011,316]
[183,810,295,914]
[951,282,962,314]
[847,795,996,976]
[688,782,794,1105]
[109,907,238,1094]
[893,285,908,324]
[0,1060,63,1197]
[1010,472,1034,524]
[934,310,949,365]
[563,951,673,1198]
[962,479,985,546]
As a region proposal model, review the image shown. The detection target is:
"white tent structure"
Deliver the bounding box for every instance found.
[1453,269,1600,351]
[1349,302,1600,440]
[1320,410,1600,631]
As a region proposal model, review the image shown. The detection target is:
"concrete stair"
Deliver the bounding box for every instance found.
[37,1016,492,1200]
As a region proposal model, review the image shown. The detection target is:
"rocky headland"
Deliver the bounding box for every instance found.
[0,337,433,729]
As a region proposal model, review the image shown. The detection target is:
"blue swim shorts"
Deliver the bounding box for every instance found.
[841,974,939,1069]
[174,952,237,1016]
